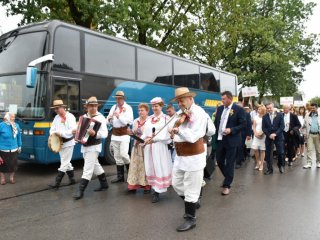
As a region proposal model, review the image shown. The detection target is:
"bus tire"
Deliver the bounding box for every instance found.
[101,133,116,165]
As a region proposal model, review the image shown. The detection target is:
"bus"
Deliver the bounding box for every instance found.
[0,20,238,165]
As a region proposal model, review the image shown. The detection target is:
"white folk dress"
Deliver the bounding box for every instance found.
[251,115,266,151]
[142,112,172,193]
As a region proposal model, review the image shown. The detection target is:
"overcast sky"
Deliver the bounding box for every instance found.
[0,3,319,101]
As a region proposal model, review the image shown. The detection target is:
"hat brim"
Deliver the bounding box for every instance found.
[112,95,126,99]
[170,92,197,102]
[50,104,67,109]
[83,103,101,106]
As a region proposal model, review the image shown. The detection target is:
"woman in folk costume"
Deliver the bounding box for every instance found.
[127,103,151,193]
[142,97,172,203]
[0,112,22,185]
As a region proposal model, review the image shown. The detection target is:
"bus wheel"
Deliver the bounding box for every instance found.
[101,133,116,165]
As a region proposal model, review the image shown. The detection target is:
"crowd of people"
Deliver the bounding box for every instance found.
[1,88,320,232]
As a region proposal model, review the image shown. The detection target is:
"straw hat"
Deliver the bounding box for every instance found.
[112,91,126,99]
[50,99,67,109]
[171,87,196,102]
[84,96,100,106]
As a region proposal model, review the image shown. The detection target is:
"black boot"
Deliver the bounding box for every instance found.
[111,165,125,183]
[195,187,203,209]
[73,178,89,200]
[151,192,160,203]
[125,164,130,172]
[48,171,65,189]
[94,173,109,191]
[176,201,196,232]
[66,170,76,185]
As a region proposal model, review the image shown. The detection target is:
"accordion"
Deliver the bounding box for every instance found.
[75,116,101,146]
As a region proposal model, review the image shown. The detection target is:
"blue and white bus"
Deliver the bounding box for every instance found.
[0,20,237,164]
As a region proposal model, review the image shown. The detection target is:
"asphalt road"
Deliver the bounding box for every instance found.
[1,156,320,240]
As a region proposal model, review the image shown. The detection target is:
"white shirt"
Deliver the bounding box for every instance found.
[107,102,133,143]
[81,112,108,153]
[169,103,208,171]
[217,104,232,140]
[284,113,290,132]
[50,112,77,148]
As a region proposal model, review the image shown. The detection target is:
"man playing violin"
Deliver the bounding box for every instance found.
[168,87,215,232]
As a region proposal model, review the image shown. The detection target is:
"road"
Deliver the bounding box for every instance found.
[1,157,320,240]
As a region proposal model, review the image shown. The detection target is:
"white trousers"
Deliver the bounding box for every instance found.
[58,146,74,172]
[172,168,203,203]
[81,151,104,181]
[111,140,130,165]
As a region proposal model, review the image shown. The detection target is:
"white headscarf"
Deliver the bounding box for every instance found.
[4,112,18,138]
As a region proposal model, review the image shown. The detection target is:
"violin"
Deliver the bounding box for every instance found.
[170,110,189,139]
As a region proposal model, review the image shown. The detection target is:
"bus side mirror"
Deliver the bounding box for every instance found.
[26,67,38,88]
[26,54,54,88]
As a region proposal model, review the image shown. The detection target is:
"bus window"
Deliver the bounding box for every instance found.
[53,80,80,117]
[200,67,220,92]
[85,34,135,80]
[53,28,80,71]
[137,49,173,84]
[220,73,237,96]
[173,60,199,89]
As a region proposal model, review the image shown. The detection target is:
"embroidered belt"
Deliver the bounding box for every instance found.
[112,126,128,136]
[174,138,205,157]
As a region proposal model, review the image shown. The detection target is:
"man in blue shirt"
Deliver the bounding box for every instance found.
[303,103,320,169]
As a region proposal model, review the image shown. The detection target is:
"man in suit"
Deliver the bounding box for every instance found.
[214,91,246,195]
[236,104,252,169]
[283,105,301,166]
[262,103,285,175]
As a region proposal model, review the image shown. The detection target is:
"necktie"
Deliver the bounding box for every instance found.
[218,107,228,136]
[270,113,273,124]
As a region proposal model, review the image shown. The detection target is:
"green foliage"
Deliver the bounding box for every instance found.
[309,97,320,106]
[1,0,319,99]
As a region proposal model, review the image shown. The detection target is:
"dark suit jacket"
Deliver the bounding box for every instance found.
[214,103,246,147]
[262,112,285,142]
[242,111,253,138]
[284,113,301,132]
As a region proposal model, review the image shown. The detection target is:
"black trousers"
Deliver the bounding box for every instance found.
[284,132,296,163]
[216,141,237,188]
[236,133,246,165]
[265,139,285,171]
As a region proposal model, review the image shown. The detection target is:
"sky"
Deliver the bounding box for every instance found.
[0,3,319,101]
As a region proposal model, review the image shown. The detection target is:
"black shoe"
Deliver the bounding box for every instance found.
[143,189,151,194]
[48,171,65,189]
[176,202,196,232]
[111,165,125,183]
[279,166,285,173]
[264,170,273,175]
[66,170,76,185]
[151,192,160,203]
[94,173,109,191]
[73,178,89,200]
[288,162,293,166]
[235,164,242,169]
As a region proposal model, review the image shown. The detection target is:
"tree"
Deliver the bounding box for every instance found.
[1,0,319,99]
[309,97,320,106]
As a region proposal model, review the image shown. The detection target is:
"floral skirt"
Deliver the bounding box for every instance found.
[0,151,18,173]
[127,145,149,189]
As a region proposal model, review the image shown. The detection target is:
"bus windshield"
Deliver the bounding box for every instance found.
[0,74,46,119]
[0,31,47,74]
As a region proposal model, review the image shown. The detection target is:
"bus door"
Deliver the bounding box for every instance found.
[50,77,82,161]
